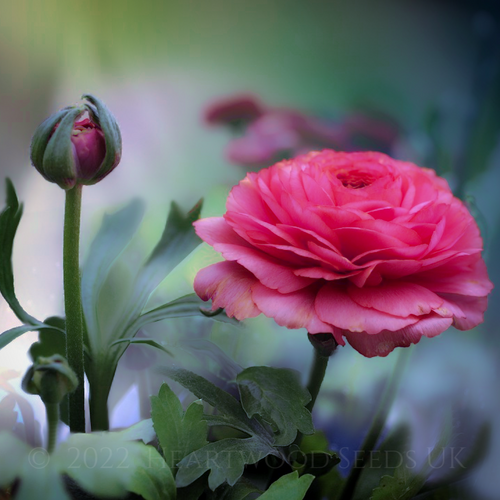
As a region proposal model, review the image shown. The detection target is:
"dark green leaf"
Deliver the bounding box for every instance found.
[151,383,208,474]
[0,179,42,326]
[115,199,203,342]
[236,367,314,446]
[159,367,255,437]
[111,338,173,357]
[81,199,145,353]
[176,437,277,490]
[259,471,314,500]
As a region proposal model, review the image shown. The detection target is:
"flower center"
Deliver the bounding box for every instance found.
[336,169,376,189]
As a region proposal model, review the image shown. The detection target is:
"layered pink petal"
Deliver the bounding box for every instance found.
[194,261,260,319]
[251,282,345,344]
[315,283,418,334]
[344,315,453,357]
[347,282,443,317]
[212,243,314,293]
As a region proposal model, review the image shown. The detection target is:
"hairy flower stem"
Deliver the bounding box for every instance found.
[339,350,409,500]
[64,185,85,433]
[46,403,59,453]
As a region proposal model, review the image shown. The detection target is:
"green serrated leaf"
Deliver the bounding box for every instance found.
[81,198,145,353]
[115,199,203,341]
[176,437,277,490]
[111,338,173,357]
[236,367,314,446]
[0,179,42,327]
[259,471,314,500]
[159,367,256,437]
[151,383,208,474]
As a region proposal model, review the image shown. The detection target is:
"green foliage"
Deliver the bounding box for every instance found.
[151,383,208,474]
[258,471,314,500]
[0,181,66,353]
[236,366,314,446]
[157,366,321,492]
[353,423,412,500]
[0,427,175,500]
[369,418,452,500]
[80,198,145,353]
[0,179,41,327]
[112,199,203,346]
[176,436,276,490]
[111,337,174,356]
[160,367,256,436]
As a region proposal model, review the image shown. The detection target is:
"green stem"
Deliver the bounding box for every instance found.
[63,185,85,433]
[46,403,59,453]
[293,340,332,449]
[305,348,330,413]
[338,351,409,500]
[88,356,114,431]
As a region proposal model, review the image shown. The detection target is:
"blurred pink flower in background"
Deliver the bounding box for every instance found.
[204,94,402,170]
[194,150,492,357]
[204,93,265,128]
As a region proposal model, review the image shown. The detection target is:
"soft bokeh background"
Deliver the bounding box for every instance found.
[0,0,499,497]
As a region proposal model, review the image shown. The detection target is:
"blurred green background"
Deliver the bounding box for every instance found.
[0,0,499,497]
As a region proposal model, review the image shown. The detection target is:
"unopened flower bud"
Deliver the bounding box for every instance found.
[22,354,79,404]
[30,94,122,190]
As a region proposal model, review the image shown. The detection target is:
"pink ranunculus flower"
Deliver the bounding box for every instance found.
[194,150,493,357]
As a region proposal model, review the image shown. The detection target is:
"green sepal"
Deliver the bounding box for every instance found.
[41,106,85,189]
[22,354,78,404]
[82,94,122,183]
[30,107,73,171]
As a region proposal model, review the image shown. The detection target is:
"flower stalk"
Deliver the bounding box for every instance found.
[63,185,85,433]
